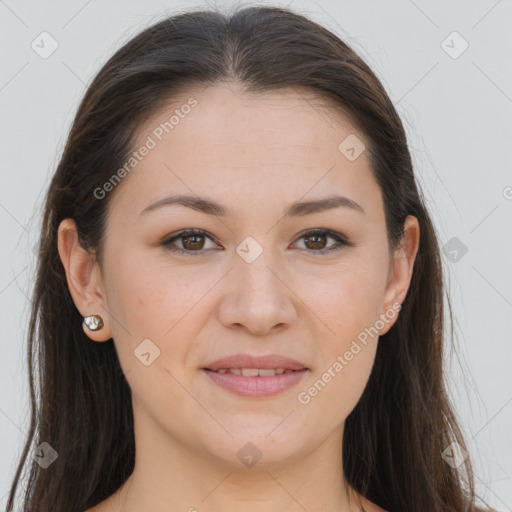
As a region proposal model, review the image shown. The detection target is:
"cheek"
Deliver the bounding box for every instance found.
[105,250,199,338]
[299,276,381,426]
[104,250,223,389]
[321,345,377,422]
[296,324,378,435]
[294,253,386,415]
[295,257,387,344]
[103,254,199,406]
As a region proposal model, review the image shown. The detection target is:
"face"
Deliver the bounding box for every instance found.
[60,83,418,471]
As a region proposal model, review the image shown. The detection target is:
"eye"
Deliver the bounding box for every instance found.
[162,229,220,256]
[291,229,352,254]
[161,228,353,256]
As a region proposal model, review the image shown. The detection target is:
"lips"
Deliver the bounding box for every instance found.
[203,353,308,372]
[201,353,310,397]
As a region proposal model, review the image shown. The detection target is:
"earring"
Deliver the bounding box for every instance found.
[83,314,104,331]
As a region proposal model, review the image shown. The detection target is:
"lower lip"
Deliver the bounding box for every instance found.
[201,369,309,398]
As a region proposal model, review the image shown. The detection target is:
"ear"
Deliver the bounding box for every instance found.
[57,218,113,342]
[379,215,420,335]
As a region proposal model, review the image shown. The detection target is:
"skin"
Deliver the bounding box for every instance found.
[58,83,419,512]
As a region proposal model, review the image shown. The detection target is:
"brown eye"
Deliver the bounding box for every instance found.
[181,234,205,250]
[162,229,220,256]
[304,233,328,250]
[293,229,352,255]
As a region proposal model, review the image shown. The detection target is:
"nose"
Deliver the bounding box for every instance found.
[217,248,298,336]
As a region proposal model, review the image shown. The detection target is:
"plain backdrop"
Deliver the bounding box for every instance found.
[1,0,511,510]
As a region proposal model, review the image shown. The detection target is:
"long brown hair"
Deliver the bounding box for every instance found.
[6,5,493,511]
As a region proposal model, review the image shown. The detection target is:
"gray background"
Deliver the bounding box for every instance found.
[1,0,511,509]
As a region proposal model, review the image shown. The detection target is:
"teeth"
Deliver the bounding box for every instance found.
[257,369,280,376]
[215,368,287,376]
[241,368,259,376]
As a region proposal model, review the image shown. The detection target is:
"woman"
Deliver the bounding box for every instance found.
[6,5,495,512]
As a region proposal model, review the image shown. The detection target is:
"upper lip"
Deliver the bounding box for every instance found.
[203,353,308,371]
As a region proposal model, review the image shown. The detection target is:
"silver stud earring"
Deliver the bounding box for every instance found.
[83,314,104,331]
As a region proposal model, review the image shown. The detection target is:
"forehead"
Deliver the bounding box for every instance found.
[108,83,381,222]
[137,83,362,153]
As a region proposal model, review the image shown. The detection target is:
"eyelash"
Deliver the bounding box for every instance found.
[161,228,353,257]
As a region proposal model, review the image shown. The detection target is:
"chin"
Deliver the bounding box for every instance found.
[203,427,308,469]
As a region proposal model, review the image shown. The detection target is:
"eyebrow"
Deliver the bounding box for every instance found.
[139,193,365,218]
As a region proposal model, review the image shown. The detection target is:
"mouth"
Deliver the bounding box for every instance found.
[200,367,309,398]
[200,353,309,397]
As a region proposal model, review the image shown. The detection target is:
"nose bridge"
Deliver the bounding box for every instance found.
[235,235,280,297]
[217,234,297,334]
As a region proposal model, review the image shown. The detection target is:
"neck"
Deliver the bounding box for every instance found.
[106,408,366,512]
